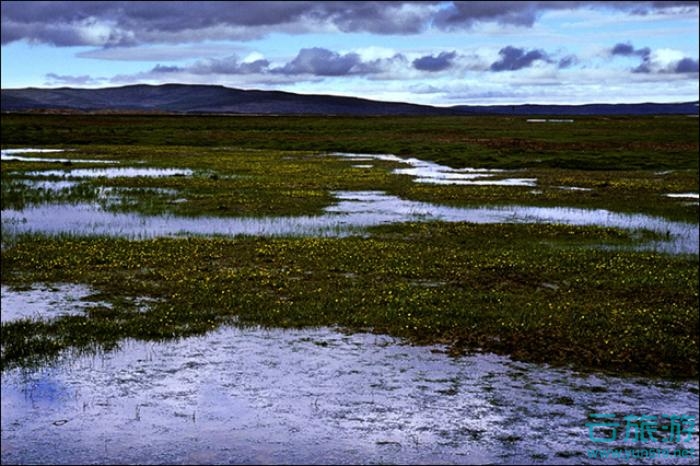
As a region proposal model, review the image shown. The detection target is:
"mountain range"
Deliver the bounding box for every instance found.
[2,84,698,116]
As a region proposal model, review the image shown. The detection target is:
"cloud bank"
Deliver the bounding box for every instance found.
[3,1,698,46]
[609,42,698,74]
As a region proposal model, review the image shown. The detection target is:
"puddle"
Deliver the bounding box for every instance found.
[0,283,109,322]
[558,186,593,192]
[2,191,697,254]
[1,318,697,465]
[1,148,117,164]
[411,176,537,187]
[25,167,193,179]
[331,152,537,186]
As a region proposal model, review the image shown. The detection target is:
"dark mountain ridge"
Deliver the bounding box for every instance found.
[2,83,697,116]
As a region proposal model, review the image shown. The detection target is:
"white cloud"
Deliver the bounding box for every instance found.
[651,48,686,69]
[241,51,266,63]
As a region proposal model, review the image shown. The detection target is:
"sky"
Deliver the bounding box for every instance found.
[1,1,698,106]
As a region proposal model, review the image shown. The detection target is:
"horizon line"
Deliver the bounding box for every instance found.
[2,83,698,108]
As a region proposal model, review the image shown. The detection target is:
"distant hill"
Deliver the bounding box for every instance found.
[2,84,698,116]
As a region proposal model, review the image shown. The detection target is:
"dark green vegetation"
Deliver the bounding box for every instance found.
[2,228,697,378]
[3,114,698,170]
[1,114,698,378]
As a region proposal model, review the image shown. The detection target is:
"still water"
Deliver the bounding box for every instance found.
[2,190,697,254]
[3,150,697,254]
[1,148,116,164]
[0,283,109,321]
[25,167,193,178]
[331,152,537,186]
[2,295,698,465]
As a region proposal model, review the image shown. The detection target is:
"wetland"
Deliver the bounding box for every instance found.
[1,114,698,464]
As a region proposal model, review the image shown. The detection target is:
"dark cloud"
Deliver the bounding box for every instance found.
[641,56,700,74]
[674,57,699,73]
[607,42,696,75]
[412,51,457,72]
[632,47,651,60]
[141,48,403,78]
[150,56,271,76]
[609,42,699,74]
[557,55,577,69]
[434,1,540,29]
[2,1,697,46]
[273,47,397,76]
[632,61,652,74]
[433,1,698,30]
[610,42,650,59]
[321,1,430,34]
[611,42,636,56]
[490,46,550,71]
[0,1,436,45]
[232,59,271,74]
[151,64,183,73]
[275,48,366,76]
[609,42,653,73]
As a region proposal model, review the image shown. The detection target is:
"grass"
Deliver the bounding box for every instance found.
[1,226,697,377]
[3,145,697,222]
[1,114,697,170]
[1,114,698,378]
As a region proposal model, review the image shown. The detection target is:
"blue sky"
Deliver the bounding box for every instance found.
[1,1,698,105]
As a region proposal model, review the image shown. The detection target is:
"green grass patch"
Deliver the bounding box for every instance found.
[3,143,697,222]
[2,225,697,378]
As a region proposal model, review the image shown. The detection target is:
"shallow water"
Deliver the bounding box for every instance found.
[2,320,697,465]
[0,283,109,322]
[331,152,537,186]
[665,193,700,200]
[4,150,696,253]
[1,148,116,164]
[2,191,697,254]
[26,167,193,179]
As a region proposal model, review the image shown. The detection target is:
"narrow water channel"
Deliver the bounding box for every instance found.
[2,190,697,254]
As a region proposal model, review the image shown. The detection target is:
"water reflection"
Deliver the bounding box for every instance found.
[2,323,697,465]
[3,151,698,254]
[665,193,700,200]
[1,148,117,164]
[331,152,537,186]
[0,283,108,322]
[26,167,193,179]
[2,191,697,254]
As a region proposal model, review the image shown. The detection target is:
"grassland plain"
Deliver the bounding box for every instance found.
[1,114,698,378]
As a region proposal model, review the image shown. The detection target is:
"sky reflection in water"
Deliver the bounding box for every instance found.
[2,190,697,254]
[1,148,117,164]
[1,313,698,465]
